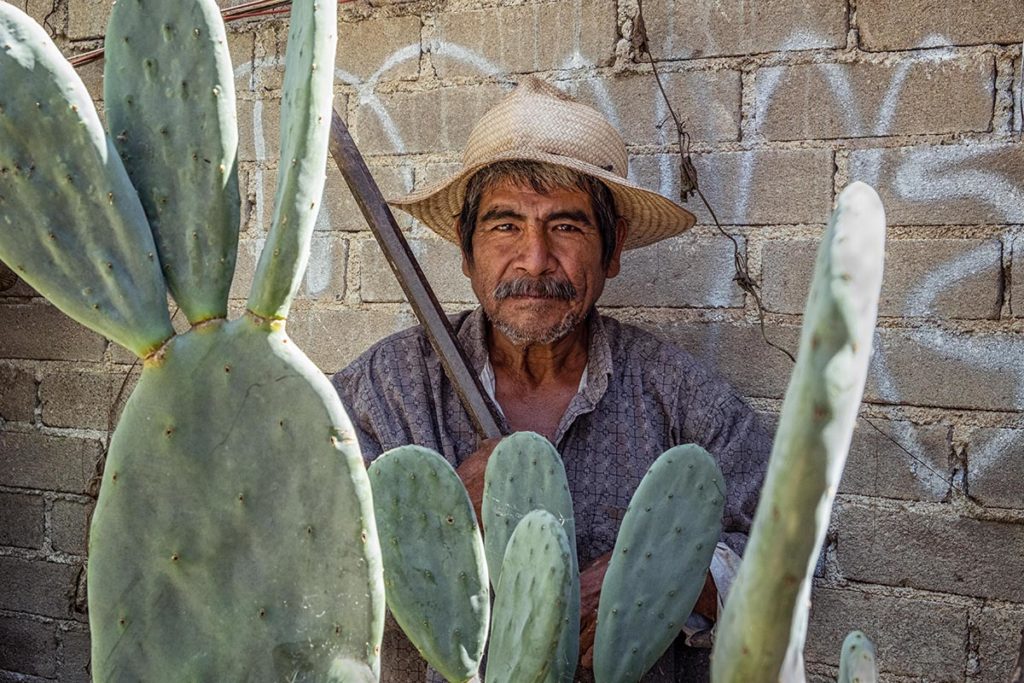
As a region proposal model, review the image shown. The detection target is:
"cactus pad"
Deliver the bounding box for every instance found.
[88,315,384,680]
[838,631,878,683]
[104,0,240,324]
[593,444,724,683]
[486,509,574,683]
[368,445,489,683]
[482,431,579,682]
[712,183,886,683]
[0,3,172,358]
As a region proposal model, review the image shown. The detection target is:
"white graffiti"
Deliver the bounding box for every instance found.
[237,20,1022,497]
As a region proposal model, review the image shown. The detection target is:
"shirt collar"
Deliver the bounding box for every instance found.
[456,306,613,438]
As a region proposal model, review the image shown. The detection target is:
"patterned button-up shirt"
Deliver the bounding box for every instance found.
[332,306,771,681]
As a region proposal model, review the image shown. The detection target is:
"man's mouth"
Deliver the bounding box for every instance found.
[493,277,577,301]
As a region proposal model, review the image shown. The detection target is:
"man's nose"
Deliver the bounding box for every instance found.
[515,225,554,275]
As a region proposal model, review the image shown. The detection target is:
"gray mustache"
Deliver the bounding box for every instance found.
[493,277,577,301]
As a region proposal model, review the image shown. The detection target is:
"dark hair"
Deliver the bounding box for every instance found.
[457,160,620,267]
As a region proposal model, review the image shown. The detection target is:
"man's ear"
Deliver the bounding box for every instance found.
[456,219,471,277]
[605,217,628,278]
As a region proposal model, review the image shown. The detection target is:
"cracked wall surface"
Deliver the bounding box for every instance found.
[1,0,1023,681]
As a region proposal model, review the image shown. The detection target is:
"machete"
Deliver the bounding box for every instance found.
[328,109,505,440]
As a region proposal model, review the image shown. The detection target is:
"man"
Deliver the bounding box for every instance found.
[333,77,770,681]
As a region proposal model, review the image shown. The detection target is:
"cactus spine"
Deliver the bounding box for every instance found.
[594,444,724,683]
[711,182,886,683]
[0,2,384,680]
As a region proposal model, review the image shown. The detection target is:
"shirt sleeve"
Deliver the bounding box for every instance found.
[332,359,385,464]
[675,360,772,556]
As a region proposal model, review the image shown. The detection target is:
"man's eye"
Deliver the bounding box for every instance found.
[492,223,516,232]
[554,223,582,232]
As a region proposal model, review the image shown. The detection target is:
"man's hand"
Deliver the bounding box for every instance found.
[577,554,718,670]
[455,437,501,524]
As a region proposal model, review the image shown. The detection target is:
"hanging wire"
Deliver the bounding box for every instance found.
[633,0,965,500]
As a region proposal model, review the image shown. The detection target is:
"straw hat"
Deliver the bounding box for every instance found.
[388,77,697,250]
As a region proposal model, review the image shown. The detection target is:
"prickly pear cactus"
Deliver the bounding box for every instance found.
[593,444,724,683]
[486,509,575,683]
[837,631,877,683]
[368,446,489,683]
[0,2,385,680]
[482,431,580,683]
[711,182,886,683]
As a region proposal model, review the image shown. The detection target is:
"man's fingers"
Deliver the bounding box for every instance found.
[456,437,502,523]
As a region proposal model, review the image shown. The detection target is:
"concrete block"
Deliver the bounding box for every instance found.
[975,604,1024,683]
[231,235,348,301]
[805,585,967,680]
[0,364,36,423]
[640,0,847,59]
[50,499,93,556]
[39,369,137,431]
[865,328,1024,412]
[352,83,506,155]
[75,59,104,103]
[1012,236,1024,317]
[0,615,56,678]
[432,0,616,77]
[23,0,58,29]
[968,428,1024,509]
[59,628,91,683]
[630,149,835,225]
[836,503,1024,602]
[0,491,44,549]
[848,143,1024,225]
[227,30,257,93]
[0,261,37,298]
[0,303,107,362]
[286,306,418,374]
[573,70,741,145]
[337,15,421,82]
[762,238,1004,319]
[619,316,799,399]
[237,96,281,163]
[857,0,1024,50]
[358,236,474,304]
[757,56,995,140]
[600,234,745,308]
[67,0,109,40]
[0,557,81,619]
[0,432,102,494]
[840,419,952,502]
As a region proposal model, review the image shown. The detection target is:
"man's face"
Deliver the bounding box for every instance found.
[461,180,625,346]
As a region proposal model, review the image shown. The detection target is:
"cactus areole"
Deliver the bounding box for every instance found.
[0,0,385,680]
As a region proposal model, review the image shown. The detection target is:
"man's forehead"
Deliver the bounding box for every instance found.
[477,179,595,215]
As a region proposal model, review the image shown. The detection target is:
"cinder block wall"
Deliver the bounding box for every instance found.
[1,0,1022,680]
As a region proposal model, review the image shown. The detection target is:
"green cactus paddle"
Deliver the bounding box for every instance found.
[838,631,878,683]
[711,183,886,683]
[0,2,385,680]
[369,445,489,683]
[594,444,725,683]
[482,431,580,682]
[486,509,575,683]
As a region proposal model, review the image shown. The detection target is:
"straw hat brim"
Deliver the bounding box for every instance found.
[389,149,697,251]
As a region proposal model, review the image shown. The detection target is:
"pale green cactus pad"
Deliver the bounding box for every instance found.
[486,509,574,683]
[712,183,886,683]
[0,2,385,680]
[594,444,724,683]
[368,445,489,683]
[482,431,579,682]
[838,631,878,683]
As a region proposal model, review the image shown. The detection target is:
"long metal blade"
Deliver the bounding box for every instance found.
[328,109,504,440]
